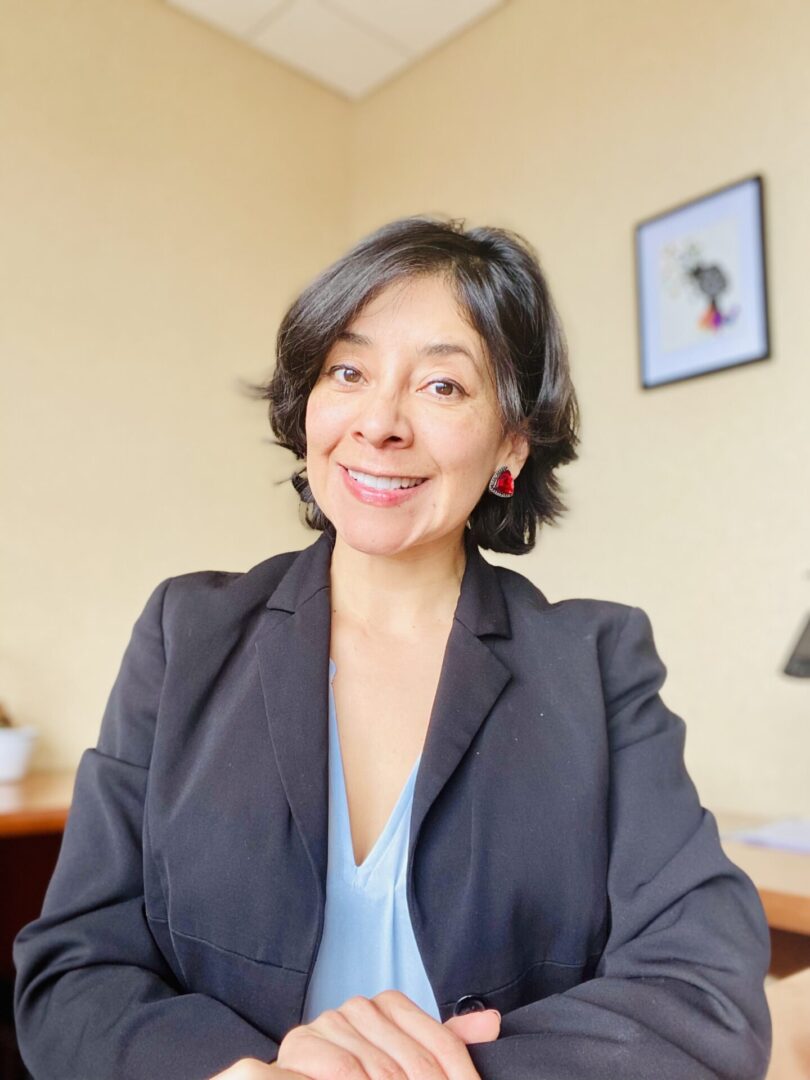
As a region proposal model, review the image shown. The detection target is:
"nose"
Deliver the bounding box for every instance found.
[351,385,414,450]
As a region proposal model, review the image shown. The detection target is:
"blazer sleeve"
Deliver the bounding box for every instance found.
[13,578,279,1080]
[467,605,773,1080]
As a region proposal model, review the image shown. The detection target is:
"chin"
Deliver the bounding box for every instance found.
[329,516,429,558]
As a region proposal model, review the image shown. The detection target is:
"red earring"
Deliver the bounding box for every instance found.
[488,466,514,498]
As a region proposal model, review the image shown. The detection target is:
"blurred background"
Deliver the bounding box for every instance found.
[3,0,807,814]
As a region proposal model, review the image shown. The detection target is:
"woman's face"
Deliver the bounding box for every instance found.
[304,274,529,558]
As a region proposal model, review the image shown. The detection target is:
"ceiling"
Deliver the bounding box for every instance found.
[165,0,508,101]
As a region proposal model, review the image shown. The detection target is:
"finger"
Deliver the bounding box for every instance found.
[267,1065,314,1080]
[277,1017,376,1080]
[336,995,450,1079]
[443,1010,501,1044]
[368,990,484,1080]
[209,1059,302,1079]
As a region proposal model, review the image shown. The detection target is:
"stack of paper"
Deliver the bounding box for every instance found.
[722,819,810,855]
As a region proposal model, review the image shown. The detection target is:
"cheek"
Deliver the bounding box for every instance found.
[303,397,317,448]
[425,412,500,480]
[305,391,343,451]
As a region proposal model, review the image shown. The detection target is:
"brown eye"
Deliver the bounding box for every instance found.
[328,365,362,384]
[427,380,463,398]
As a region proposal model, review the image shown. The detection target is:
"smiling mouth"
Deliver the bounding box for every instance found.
[343,466,427,492]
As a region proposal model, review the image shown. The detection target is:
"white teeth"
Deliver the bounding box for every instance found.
[347,468,425,491]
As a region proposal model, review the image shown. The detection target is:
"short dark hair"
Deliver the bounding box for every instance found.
[255,215,580,555]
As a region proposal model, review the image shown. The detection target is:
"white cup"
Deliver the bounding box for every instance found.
[0,726,38,782]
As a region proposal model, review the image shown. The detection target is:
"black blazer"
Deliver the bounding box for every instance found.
[14,530,772,1079]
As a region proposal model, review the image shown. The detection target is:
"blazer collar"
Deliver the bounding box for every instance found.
[256,528,513,901]
[265,527,511,639]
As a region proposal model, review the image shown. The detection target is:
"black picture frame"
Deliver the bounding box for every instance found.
[634,175,770,389]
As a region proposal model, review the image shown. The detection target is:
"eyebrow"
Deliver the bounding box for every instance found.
[335,330,481,370]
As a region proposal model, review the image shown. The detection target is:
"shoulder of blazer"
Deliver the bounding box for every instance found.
[491,560,635,628]
[157,544,311,640]
[490,562,643,673]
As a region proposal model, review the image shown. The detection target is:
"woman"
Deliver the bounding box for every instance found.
[14,217,772,1080]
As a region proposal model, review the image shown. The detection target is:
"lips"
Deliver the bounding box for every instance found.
[339,464,428,505]
[345,466,426,491]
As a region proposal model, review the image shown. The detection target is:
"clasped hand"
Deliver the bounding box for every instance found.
[210,989,501,1079]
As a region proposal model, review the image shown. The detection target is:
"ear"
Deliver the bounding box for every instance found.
[503,427,530,480]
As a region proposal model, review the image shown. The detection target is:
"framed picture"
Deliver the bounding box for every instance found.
[634,175,770,389]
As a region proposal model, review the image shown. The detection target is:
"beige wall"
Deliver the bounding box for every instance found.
[2,0,808,814]
[1,0,351,767]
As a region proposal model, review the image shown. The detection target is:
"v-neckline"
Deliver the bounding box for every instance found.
[328,658,421,875]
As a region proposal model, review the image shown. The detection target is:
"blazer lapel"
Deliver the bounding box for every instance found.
[407,531,513,867]
[254,528,514,901]
[255,531,335,897]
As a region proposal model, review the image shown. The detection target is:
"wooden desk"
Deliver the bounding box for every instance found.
[0,771,75,983]
[765,967,810,1079]
[716,810,810,979]
[0,770,75,837]
[0,772,75,1076]
[716,811,810,937]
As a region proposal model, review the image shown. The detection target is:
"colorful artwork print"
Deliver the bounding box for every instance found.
[635,177,769,388]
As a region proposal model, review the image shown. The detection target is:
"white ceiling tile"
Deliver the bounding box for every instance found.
[166,0,288,39]
[325,0,505,55]
[164,0,509,100]
[251,0,412,100]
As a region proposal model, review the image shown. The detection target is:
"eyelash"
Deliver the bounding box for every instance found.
[325,365,465,399]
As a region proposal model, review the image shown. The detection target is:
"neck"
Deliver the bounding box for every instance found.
[329,529,468,639]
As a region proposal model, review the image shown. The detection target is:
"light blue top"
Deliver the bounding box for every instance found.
[301,659,441,1023]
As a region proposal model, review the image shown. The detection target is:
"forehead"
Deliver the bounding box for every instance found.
[336,275,489,374]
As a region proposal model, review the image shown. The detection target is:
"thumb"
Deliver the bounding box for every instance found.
[444,1009,501,1044]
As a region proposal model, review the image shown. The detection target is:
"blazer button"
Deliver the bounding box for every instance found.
[452,995,487,1016]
